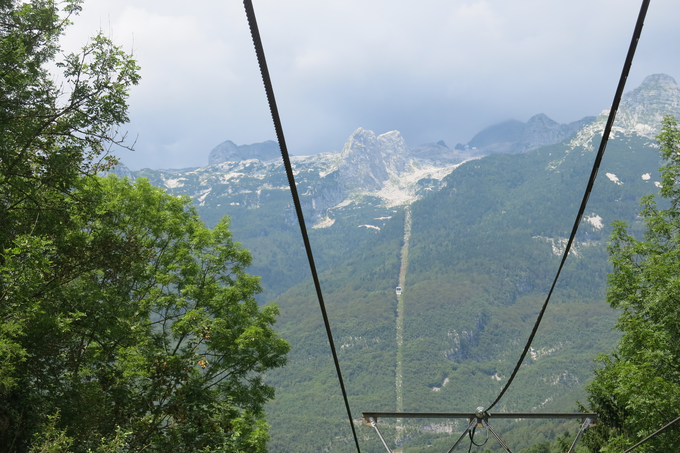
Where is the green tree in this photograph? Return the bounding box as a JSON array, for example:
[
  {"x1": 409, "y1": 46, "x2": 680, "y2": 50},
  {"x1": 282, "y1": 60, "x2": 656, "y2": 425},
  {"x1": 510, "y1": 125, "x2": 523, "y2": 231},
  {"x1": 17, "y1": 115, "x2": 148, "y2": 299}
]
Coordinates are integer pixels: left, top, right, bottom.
[
  {"x1": 0, "y1": 0, "x2": 139, "y2": 244},
  {"x1": 2, "y1": 176, "x2": 288, "y2": 452},
  {"x1": 1, "y1": 0, "x2": 139, "y2": 399},
  {"x1": 583, "y1": 116, "x2": 680, "y2": 452},
  {"x1": 1, "y1": 1, "x2": 289, "y2": 451}
]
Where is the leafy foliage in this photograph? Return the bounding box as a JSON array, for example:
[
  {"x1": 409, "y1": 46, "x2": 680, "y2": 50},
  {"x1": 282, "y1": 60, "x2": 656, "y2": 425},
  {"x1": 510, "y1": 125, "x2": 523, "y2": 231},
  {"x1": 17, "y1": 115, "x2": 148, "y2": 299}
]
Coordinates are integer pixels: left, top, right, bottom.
[
  {"x1": 583, "y1": 116, "x2": 680, "y2": 453},
  {"x1": 0, "y1": 0, "x2": 139, "y2": 402},
  {"x1": 0, "y1": 2, "x2": 288, "y2": 451},
  {"x1": 0, "y1": 0, "x2": 140, "y2": 245},
  {"x1": 1, "y1": 176, "x2": 289, "y2": 453}
]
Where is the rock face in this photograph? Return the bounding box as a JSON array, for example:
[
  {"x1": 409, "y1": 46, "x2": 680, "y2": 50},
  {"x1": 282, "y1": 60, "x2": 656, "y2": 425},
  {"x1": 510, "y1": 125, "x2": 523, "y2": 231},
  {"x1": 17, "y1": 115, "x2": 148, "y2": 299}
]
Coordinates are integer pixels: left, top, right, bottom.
[
  {"x1": 338, "y1": 128, "x2": 390, "y2": 191},
  {"x1": 569, "y1": 74, "x2": 680, "y2": 150},
  {"x1": 208, "y1": 140, "x2": 280, "y2": 165},
  {"x1": 616, "y1": 74, "x2": 680, "y2": 136},
  {"x1": 337, "y1": 128, "x2": 412, "y2": 191},
  {"x1": 467, "y1": 114, "x2": 596, "y2": 155},
  {"x1": 179, "y1": 73, "x2": 678, "y2": 223},
  {"x1": 199, "y1": 127, "x2": 465, "y2": 219},
  {"x1": 156, "y1": 128, "x2": 467, "y2": 227},
  {"x1": 523, "y1": 114, "x2": 596, "y2": 150}
]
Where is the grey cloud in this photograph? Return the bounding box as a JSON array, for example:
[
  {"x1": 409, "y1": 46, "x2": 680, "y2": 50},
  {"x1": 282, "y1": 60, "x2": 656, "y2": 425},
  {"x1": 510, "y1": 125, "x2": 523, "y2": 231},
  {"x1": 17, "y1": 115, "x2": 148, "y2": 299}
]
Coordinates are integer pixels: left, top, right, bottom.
[{"x1": 61, "y1": 0, "x2": 680, "y2": 170}]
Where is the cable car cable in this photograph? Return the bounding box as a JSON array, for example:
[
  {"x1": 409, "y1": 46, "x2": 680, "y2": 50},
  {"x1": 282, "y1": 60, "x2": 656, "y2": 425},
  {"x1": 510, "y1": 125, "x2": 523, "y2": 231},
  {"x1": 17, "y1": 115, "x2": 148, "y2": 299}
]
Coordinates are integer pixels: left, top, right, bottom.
[
  {"x1": 468, "y1": 424, "x2": 489, "y2": 451},
  {"x1": 485, "y1": 0, "x2": 650, "y2": 412},
  {"x1": 242, "y1": 1, "x2": 362, "y2": 451},
  {"x1": 622, "y1": 415, "x2": 680, "y2": 453}
]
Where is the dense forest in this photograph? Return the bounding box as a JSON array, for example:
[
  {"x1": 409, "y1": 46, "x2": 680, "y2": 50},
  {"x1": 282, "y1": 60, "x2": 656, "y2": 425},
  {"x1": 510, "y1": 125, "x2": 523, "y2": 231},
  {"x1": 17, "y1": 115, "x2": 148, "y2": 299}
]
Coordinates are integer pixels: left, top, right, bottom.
[{"x1": 257, "y1": 132, "x2": 673, "y2": 452}]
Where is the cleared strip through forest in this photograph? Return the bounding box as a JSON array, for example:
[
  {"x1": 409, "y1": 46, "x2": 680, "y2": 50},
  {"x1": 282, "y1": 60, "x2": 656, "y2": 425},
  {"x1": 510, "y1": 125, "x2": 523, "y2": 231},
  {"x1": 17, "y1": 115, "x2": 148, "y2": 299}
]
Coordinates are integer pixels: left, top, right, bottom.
[{"x1": 395, "y1": 208, "x2": 412, "y2": 448}]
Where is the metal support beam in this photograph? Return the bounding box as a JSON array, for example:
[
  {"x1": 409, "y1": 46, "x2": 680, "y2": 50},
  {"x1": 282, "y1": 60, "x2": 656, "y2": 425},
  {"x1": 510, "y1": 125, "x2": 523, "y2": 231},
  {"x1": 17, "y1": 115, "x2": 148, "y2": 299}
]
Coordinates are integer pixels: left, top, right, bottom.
[
  {"x1": 363, "y1": 412, "x2": 598, "y2": 422},
  {"x1": 363, "y1": 411, "x2": 598, "y2": 453},
  {"x1": 568, "y1": 417, "x2": 592, "y2": 453},
  {"x1": 368, "y1": 417, "x2": 393, "y2": 453},
  {"x1": 445, "y1": 419, "x2": 477, "y2": 453},
  {"x1": 482, "y1": 419, "x2": 513, "y2": 453}
]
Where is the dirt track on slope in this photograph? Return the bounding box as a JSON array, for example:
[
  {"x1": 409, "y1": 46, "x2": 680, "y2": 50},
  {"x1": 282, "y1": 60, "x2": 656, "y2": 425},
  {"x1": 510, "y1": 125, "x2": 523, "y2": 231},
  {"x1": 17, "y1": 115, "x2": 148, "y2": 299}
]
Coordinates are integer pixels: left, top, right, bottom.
[{"x1": 394, "y1": 208, "x2": 412, "y2": 449}]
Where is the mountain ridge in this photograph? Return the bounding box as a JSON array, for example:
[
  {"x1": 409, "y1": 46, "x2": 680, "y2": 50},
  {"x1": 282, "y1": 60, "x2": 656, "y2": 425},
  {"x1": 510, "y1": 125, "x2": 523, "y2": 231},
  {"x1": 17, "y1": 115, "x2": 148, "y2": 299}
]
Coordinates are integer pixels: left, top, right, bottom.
[
  {"x1": 461, "y1": 114, "x2": 597, "y2": 155},
  {"x1": 208, "y1": 139, "x2": 280, "y2": 165},
  {"x1": 122, "y1": 73, "x2": 680, "y2": 244},
  {"x1": 123, "y1": 73, "x2": 680, "y2": 453}
]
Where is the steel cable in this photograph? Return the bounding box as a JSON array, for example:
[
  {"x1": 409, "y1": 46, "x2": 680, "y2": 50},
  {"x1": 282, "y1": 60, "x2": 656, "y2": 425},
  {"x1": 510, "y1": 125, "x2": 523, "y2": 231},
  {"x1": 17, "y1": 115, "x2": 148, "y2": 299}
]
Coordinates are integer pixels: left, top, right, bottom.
[
  {"x1": 622, "y1": 415, "x2": 680, "y2": 453},
  {"x1": 242, "y1": 1, "x2": 362, "y2": 451},
  {"x1": 486, "y1": 0, "x2": 651, "y2": 411}
]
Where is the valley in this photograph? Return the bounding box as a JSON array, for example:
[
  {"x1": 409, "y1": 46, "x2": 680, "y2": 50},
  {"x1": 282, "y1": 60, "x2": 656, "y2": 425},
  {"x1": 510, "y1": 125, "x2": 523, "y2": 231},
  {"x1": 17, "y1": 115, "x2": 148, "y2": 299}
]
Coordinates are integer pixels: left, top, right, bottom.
[{"x1": 123, "y1": 74, "x2": 680, "y2": 452}]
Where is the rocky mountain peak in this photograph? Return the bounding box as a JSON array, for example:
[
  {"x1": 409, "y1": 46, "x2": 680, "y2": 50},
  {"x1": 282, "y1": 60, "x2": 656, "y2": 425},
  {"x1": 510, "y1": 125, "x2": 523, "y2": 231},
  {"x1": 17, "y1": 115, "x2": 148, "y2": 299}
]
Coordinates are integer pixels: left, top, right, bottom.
[
  {"x1": 568, "y1": 74, "x2": 680, "y2": 150},
  {"x1": 570, "y1": 73, "x2": 680, "y2": 149},
  {"x1": 377, "y1": 130, "x2": 410, "y2": 174},
  {"x1": 340, "y1": 128, "x2": 375, "y2": 155},
  {"x1": 615, "y1": 73, "x2": 680, "y2": 135},
  {"x1": 103, "y1": 163, "x2": 135, "y2": 181},
  {"x1": 621, "y1": 73, "x2": 679, "y2": 109},
  {"x1": 338, "y1": 128, "x2": 391, "y2": 191},
  {"x1": 208, "y1": 139, "x2": 280, "y2": 165},
  {"x1": 526, "y1": 113, "x2": 559, "y2": 128},
  {"x1": 466, "y1": 114, "x2": 595, "y2": 155},
  {"x1": 638, "y1": 73, "x2": 678, "y2": 90}
]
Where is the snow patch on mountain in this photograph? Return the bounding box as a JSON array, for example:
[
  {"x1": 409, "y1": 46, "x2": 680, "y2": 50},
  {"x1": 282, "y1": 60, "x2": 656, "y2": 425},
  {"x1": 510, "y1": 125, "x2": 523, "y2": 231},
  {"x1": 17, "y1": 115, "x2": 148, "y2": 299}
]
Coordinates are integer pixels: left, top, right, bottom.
[
  {"x1": 584, "y1": 214, "x2": 604, "y2": 230},
  {"x1": 196, "y1": 188, "x2": 211, "y2": 206},
  {"x1": 532, "y1": 236, "x2": 598, "y2": 257},
  {"x1": 313, "y1": 217, "x2": 335, "y2": 229},
  {"x1": 164, "y1": 177, "x2": 186, "y2": 188},
  {"x1": 606, "y1": 173, "x2": 623, "y2": 185},
  {"x1": 192, "y1": 127, "x2": 468, "y2": 219},
  {"x1": 138, "y1": 74, "x2": 679, "y2": 231},
  {"x1": 372, "y1": 162, "x2": 463, "y2": 207}
]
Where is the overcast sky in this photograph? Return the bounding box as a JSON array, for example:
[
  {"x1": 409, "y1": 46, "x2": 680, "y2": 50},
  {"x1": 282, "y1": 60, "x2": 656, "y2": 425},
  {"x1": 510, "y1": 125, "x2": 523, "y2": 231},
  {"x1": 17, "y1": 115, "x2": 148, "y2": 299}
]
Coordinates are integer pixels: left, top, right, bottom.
[{"x1": 60, "y1": 0, "x2": 680, "y2": 170}]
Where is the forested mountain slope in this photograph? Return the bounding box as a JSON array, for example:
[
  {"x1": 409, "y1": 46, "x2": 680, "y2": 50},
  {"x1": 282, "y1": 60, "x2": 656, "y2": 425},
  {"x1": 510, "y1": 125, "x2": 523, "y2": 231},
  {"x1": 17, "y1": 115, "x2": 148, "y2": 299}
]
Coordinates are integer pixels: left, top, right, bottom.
[
  {"x1": 132, "y1": 128, "x2": 465, "y2": 302},
  {"x1": 259, "y1": 75, "x2": 680, "y2": 453},
  {"x1": 126, "y1": 73, "x2": 680, "y2": 452},
  {"x1": 264, "y1": 132, "x2": 664, "y2": 453}
]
